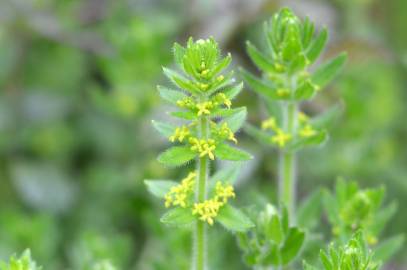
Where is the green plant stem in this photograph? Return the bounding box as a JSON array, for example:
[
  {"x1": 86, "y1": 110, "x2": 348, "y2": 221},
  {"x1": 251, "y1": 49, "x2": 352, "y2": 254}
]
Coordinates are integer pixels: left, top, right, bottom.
[
  {"x1": 194, "y1": 114, "x2": 209, "y2": 270},
  {"x1": 279, "y1": 81, "x2": 298, "y2": 221}
]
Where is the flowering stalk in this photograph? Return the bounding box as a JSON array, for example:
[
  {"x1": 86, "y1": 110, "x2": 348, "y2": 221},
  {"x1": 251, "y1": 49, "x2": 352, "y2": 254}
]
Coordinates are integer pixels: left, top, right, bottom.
[
  {"x1": 146, "y1": 37, "x2": 253, "y2": 270},
  {"x1": 242, "y1": 8, "x2": 347, "y2": 220}
]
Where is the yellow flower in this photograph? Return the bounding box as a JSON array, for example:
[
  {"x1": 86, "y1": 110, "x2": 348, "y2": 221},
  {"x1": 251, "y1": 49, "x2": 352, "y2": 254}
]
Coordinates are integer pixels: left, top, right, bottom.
[
  {"x1": 169, "y1": 126, "x2": 190, "y2": 142},
  {"x1": 189, "y1": 138, "x2": 217, "y2": 160},
  {"x1": 192, "y1": 181, "x2": 235, "y2": 225},
  {"x1": 271, "y1": 129, "x2": 292, "y2": 147},
  {"x1": 163, "y1": 171, "x2": 196, "y2": 208},
  {"x1": 214, "y1": 93, "x2": 232, "y2": 108},
  {"x1": 196, "y1": 101, "x2": 213, "y2": 116},
  {"x1": 299, "y1": 124, "x2": 316, "y2": 138},
  {"x1": 176, "y1": 97, "x2": 195, "y2": 109},
  {"x1": 217, "y1": 75, "x2": 224, "y2": 82},
  {"x1": 277, "y1": 88, "x2": 290, "y2": 97},
  {"x1": 261, "y1": 117, "x2": 277, "y2": 130},
  {"x1": 298, "y1": 112, "x2": 309, "y2": 123},
  {"x1": 200, "y1": 139, "x2": 216, "y2": 160},
  {"x1": 215, "y1": 182, "x2": 235, "y2": 203},
  {"x1": 192, "y1": 199, "x2": 222, "y2": 225}
]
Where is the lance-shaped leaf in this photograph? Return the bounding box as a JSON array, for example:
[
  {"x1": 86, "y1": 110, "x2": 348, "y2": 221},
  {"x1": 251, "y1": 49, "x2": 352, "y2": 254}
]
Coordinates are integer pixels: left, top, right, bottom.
[
  {"x1": 173, "y1": 42, "x2": 186, "y2": 68},
  {"x1": 209, "y1": 53, "x2": 232, "y2": 77},
  {"x1": 373, "y1": 234, "x2": 404, "y2": 262},
  {"x1": 170, "y1": 111, "x2": 197, "y2": 120},
  {"x1": 208, "y1": 165, "x2": 241, "y2": 192},
  {"x1": 157, "y1": 146, "x2": 196, "y2": 167},
  {"x1": 246, "y1": 41, "x2": 275, "y2": 72},
  {"x1": 280, "y1": 227, "x2": 305, "y2": 264},
  {"x1": 310, "y1": 103, "x2": 343, "y2": 129},
  {"x1": 312, "y1": 53, "x2": 347, "y2": 89},
  {"x1": 163, "y1": 67, "x2": 200, "y2": 94},
  {"x1": 144, "y1": 180, "x2": 178, "y2": 198},
  {"x1": 217, "y1": 205, "x2": 254, "y2": 232},
  {"x1": 221, "y1": 107, "x2": 247, "y2": 132},
  {"x1": 211, "y1": 107, "x2": 246, "y2": 118},
  {"x1": 157, "y1": 85, "x2": 188, "y2": 105},
  {"x1": 301, "y1": 17, "x2": 315, "y2": 49},
  {"x1": 306, "y1": 27, "x2": 328, "y2": 64},
  {"x1": 223, "y1": 82, "x2": 243, "y2": 100},
  {"x1": 215, "y1": 143, "x2": 252, "y2": 161},
  {"x1": 297, "y1": 189, "x2": 322, "y2": 229},
  {"x1": 244, "y1": 123, "x2": 273, "y2": 145},
  {"x1": 288, "y1": 130, "x2": 328, "y2": 152},
  {"x1": 294, "y1": 80, "x2": 316, "y2": 100},
  {"x1": 206, "y1": 71, "x2": 235, "y2": 96},
  {"x1": 152, "y1": 120, "x2": 176, "y2": 137},
  {"x1": 161, "y1": 207, "x2": 196, "y2": 226},
  {"x1": 240, "y1": 68, "x2": 281, "y2": 100}
]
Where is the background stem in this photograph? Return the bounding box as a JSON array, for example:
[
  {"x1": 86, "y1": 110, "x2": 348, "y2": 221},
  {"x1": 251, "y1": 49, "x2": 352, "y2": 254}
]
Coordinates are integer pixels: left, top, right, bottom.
[
  {"x1": 279, "y1": 76, "x2": 298, "y2": 222},
  {"x1": 194, "y1": 115, "x2": 209, "y2": 270}
]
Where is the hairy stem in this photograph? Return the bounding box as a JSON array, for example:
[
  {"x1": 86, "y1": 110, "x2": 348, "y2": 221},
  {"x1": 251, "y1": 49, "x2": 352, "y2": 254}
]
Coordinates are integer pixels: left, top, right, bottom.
[
  {"x1": 194, "y1": 115, "x2": 209, "y2": 270},
  {"x1": 279, "y1": 76, "x2": 298, "y2": 222}
]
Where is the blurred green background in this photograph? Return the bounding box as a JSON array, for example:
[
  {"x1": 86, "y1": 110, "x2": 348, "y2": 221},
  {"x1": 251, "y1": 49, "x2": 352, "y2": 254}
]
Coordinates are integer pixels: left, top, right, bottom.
[{"x1": 0, "y1": 0, "x2": 406, "y2": 269}]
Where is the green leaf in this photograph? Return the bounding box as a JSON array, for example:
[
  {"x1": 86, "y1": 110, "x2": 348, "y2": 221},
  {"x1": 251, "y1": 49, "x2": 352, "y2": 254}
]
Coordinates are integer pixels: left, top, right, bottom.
[
  {"x1": 221, "y1": 107, "x2": 247, "y2": 132},
  {"x1": 223, "y1": 82, "x2": 243, "y2": 100},
  {"x1": 144, "y1": 180, "x2": 177, "y2": 198},
  {"x1": 310, "y1": 103, "x2": 343, "y2": 129},
  {"x1": 322, "y1": 189, "x2": 339, "y2": 224},
  {"x1": 280, "y1": 227, "x2": 305, "y2": 264},
  {"x1": 312, "y1": 53, "x2": 347, "y2": 89},
  {"x1": 217, "y1": 205, "x2": 255, "y2": 232},
  {"x1": 244, "y1": 123, "x2": 272, "y2": 145},
  {"x1": 303, "y1": 261, "x2": 318, "y2": 270},
  {"x1": 151, "y1": 120, "x2": 175, "y2": 137},
  {"x1": 160, "y1": 207, "x2": 196, "y2": 226},
  {"x1": 267, "y1": 214, "x2": 283, "y2": 244},
  {"x1": 157, "y1": 85, "x2": 187, "y2": 105},
  {"x1": 306, "y1": 27, "x2": 328, "y2": 64},
  {"x1": 163, "y1": 67, "x2": 200, "y2": 94},
  {"x1": 262, "y1": 243, "x2": 281, "y2": 266},
  {"x1": 173, "y1": 42, "x2": 186, "y2": 67},
  {"x1": 209, "y1": 53, "x2": 232, "y2": 77},
  {"x1": 157, "y1": 146, "x2": 196, "y2": 167},
  {"x1": 320, "y1": 249, "x2": 333, "y2": 270},
  {"x1": 297, "y1": 189, "x2": 322, "y2": 229},
  {"x1": 210, "y1": 165, "x2": 240, "y2": 185},
  {"x1": 240, "y1": 68, "x2": 280, "y2": 100},
  {"x1": 214, "y1": 143, "x2": 252, "y2": 161},
  {"x1": 288, "y1": 130, "x2": 328, "y2": 151},
  {"x1": 373, "y1": 234, "x2": 404, "y2": 262},
  {"x1": 246, "y1": 41, "x2": 275, "y2": 72},
  {"x1": 170, "y1": 111, "x2": 197, "y2": 120},
  {"x1": 294, "y1": 80, "x2": 316, "y2": 100}
]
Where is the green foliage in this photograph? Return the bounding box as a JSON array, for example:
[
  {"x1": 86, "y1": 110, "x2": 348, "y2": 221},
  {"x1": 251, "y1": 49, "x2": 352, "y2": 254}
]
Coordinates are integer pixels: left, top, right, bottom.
[
  {"x1": 0, "y1": 250, "x2": 41, "y2": 270},
  {"x1": 323, "y1": 179, "x2": 396, "y2": 244},
  {"x1": 304, "y1": 232, "x2": 380, "y2": 270},
  {"x1": 238, "y1": 204, "x2": 305, "y2": 267},
  {"x1": 242, "y1": 7, "x2": 347, "y2": 151}
]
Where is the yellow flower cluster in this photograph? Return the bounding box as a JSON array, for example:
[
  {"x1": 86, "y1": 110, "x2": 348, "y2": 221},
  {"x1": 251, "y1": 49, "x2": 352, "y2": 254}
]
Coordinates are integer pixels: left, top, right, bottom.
[
  {"x1": 176, "y1": 97, "x2": 195, "y2": 109},
  {"x1": 261, "y1": 117, "x2": 291, "y2": 147},
  {"x1": 261, "y1": 117, "x2": 277, "y2": 130},
  {"x1": 189, "y1": 137, "x2": 216, "y2": 160},
  {"x1": 272, "y1": 129, "x2": 292, "y2": 147},
  {"x1": 213, "y1": 122, "x2": 237, "y2": 144},
  {"x1": 196, "y1": 101, "x2": 214, "y2": 116},
  {"x1": 164, "y1": 172, "x2": 196, "y2": 208},
  {"x1": 169, "y1": 126, "x2": 190, "y2": 142},
  {"x1": 298, "y1": 112, "x2": 317, "y2": 138},
  {"x1": 214, "y1": 93, "x2": 231, "y2": 108},
  {"x1": 192, "y1": 181, "x2": 235, "y2": 225}
]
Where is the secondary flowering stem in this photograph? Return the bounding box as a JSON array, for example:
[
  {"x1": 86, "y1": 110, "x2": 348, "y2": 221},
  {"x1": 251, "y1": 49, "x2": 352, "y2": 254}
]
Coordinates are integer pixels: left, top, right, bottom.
[
  {"x1": 279, "y1": 77, "x2": 298, "y2": 222},
  {"x1": 195, "y1": 113, "x2": 209, "y2": 270}
]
